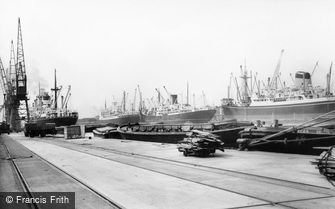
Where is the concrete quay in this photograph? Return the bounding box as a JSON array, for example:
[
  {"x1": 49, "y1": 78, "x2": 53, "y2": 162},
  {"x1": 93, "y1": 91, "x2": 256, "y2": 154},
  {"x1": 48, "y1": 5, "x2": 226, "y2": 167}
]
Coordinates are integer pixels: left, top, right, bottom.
[{"x1": 2, "y1": 133, "x2": 335, "y2": 209}]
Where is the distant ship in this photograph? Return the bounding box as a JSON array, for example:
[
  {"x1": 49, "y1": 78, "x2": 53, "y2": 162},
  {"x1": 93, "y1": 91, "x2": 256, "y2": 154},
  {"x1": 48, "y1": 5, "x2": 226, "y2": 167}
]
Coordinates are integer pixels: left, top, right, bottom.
[
  {"x1": 99, "y1": 112, "x2": 140, "y2": 125},
  {"x1": 140, "y1": 91, "x2": 216, "y2": 124},
  {"x1": 29, "y1": 70, "x2": 78, "y2": 126},
  {"x1": 222, "y1": 51, "x2": 335, "y2": 124},
  {"x1": 98, "y1": 91, "x2": 140, "y2": 125}
]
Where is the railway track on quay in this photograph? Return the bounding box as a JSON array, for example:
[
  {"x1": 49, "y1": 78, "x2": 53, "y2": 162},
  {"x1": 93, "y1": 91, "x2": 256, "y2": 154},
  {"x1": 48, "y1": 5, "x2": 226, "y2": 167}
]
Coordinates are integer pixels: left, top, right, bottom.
[
  {"x1": 0, "y1": 135, "x2": 125, "y2": 209},
  {"x1": 21, "y1": 137, "x2": 335, "y2": 209}
]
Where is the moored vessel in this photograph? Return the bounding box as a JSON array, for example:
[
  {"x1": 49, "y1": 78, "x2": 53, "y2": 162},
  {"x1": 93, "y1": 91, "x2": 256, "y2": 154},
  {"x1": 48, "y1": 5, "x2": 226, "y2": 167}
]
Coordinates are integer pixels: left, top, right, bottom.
[
  {"x1": 140, "y1": 108, "x2": 217, "y2": 124},
  {"x1": 98, "y1": 91, "x2": 140, "y2": 125},
  {"x1": 222, "y1": 51, "x2": 335, "y2": 124},
  {"x1": 118, "y1": 120, "x2": 252, "y2": 145},
  {"x1": 140, "y1": 86, "x2": 216, "y2": 124},
  {"x1": 29, "y1": 69, "x2": 78, "y2": 127}
]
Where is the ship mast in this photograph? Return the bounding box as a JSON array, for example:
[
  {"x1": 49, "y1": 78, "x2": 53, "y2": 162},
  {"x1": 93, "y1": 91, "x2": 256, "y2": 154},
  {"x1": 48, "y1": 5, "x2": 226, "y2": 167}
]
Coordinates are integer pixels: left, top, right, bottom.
[
  {"x1": 186, "y1": 82, "x2": 189, "y2": 105},
  {"x1": 326, "y1": 62, "x2": 333, "y2": 95},
  {"x1": 240, "y1": 64, "x2": 250, "y2": 105},
  {"x1": 51, "y1": 69, "x2": 61, "y2": 109},
  {"x1": 122, "y1": 91, "x2": 126, "y2": 113}
]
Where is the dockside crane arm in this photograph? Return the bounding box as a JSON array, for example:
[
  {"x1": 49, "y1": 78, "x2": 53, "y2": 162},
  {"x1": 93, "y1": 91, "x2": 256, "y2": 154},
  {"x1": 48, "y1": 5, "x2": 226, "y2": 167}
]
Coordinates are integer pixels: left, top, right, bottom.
[
  {"x1": 277, "y1": 72, "x2": 284, "y2": 89},
  {"x1": 64, "y1": 93, "x2": 71, "y2": 109},
  {"x1": 251, "y1": 72, "x2": 261, "y2": 96},
  {"x1": 289, "y1": 73, "x2": 295, "y2": 84},
  {"x1": 227, "y1": 73, "x2": 233, "y2": 99},
  {"x1": 270, "y1": 49, "x2": 284, "y2": 89},
  {"x1": 62, "y1": 85, "x2": 71, "y2": 109},
  {"x1": 155, "y1": 88, "x2": 165, "y2": 104},
  {"x1": 311, "y1": 61, "x2": 319, "y2": 77},
  {"x1": 234, "y1": 77, "x2": 242, "y2": 103},
  {"x1": 150, "y1": 97, "x2": 157, "y2": 108},
  {"x1": 163, "y1": 86, "x2": 172, "y2": 104},
  {"x1": 0, "y1": 58, "x2": 9, "y2": 95}
]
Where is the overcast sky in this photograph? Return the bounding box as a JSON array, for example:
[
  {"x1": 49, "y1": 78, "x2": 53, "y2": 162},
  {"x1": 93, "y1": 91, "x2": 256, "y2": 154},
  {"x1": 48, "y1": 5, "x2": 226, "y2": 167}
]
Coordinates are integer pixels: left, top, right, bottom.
[{"x1": 1, "y1": 0, "x2": 335, "y2": 118}]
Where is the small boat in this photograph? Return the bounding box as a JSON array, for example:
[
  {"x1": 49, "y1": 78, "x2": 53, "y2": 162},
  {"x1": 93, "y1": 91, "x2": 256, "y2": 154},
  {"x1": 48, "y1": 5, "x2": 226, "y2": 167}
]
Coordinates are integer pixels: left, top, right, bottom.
[
  {"x1": 118, "y1": 120, "x2": 253, "y2": 145},
  {"x1": 93, "y1": 126, "x2": 120, "y2": 139}
]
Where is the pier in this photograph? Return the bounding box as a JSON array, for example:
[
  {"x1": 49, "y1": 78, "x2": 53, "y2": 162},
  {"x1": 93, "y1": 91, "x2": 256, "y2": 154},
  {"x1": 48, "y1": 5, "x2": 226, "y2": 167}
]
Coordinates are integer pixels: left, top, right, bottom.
[{"x1": 1, "y1": 133, "x2": 335, "y2": 209}]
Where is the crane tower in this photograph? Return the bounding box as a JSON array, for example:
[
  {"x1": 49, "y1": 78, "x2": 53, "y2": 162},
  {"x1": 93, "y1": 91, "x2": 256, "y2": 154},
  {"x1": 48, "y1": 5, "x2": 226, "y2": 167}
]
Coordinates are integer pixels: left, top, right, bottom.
[{"x1": 0, "y1": 18, "x2": 29, "y2": 131}]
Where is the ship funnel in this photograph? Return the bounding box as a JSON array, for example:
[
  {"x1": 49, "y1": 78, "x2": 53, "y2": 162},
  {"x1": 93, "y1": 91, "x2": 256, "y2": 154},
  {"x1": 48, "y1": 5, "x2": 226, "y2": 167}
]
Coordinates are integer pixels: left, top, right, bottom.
[
  {"x1": 294, "y1": 71, "x2": 311, "y2": 90},
  {"x1": 171, "y1": 94, "x2": 178, "y2": 104}
]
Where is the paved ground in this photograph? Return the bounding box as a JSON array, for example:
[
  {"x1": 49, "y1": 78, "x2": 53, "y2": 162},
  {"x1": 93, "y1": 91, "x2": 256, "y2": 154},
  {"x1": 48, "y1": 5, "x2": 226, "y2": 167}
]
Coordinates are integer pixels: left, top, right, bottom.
[
  {"x1": 6, "y1": 133, "x2": 335, "y2": 208},
  {"x1": 0, "y1": 134, "x2": 123, "y2": 209}
]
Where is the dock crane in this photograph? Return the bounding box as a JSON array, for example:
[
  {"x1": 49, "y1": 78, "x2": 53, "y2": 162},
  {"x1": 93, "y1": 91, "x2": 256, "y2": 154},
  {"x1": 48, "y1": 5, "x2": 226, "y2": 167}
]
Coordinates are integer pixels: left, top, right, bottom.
[{"x1": 0, "y1": 19, "x2": 30, "y2": 131}]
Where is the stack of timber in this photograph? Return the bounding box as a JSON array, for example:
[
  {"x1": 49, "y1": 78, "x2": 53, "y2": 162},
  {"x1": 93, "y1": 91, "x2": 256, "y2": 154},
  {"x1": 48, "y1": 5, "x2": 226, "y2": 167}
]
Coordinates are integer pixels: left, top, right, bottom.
[
  {"x1": 311, "y1": 146, "x2": 335, "y2": 180},
  {"x1": 237, "y1": 110, "x2": 335, "y2": 154},
  {"x1": 177, "y1": 130, "x2": 225, "y2": 157}
]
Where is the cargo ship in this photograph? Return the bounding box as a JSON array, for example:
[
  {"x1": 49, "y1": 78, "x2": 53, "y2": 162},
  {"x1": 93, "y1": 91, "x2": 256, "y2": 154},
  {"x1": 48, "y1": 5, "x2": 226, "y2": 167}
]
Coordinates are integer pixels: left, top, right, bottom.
[
  {"x1": 140, "y1": 92, "x2": 216, "y2": 124},
  {"x1": 29, "y1": 70, "x2": 78, "y2": 127},
  {"x1": 221, "y1": 52, "x2": 335, "y2": 124},
  {"x1": 98, "y1": 91, "x2": 140, "y2": 125},
  {"x1": 99, "y1": 112, "x2": 140, "y2": 126}
]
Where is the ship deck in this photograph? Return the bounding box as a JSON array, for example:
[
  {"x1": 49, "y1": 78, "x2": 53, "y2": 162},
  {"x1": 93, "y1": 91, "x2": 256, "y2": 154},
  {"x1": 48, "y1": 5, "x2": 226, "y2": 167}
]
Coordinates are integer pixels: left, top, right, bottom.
[{"x1": 1, "y1": 133, "x2": 335, "y2": 209}]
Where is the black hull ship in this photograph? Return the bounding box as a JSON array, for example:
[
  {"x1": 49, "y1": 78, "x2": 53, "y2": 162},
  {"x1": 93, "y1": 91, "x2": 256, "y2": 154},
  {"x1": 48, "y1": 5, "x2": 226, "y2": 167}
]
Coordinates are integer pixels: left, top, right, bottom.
[
  {"x1": 99, "y1": 91, "x2": 140, "y2": 126},
  {"x1": 140, "y1": 85, "x2": 217, "y2": 124},
  {"x1": 99, "y1": 114, "x2": 140, "y2": 126},
  {"x1": 32, "y1": 115, "x2": 78, "y2": 127},
  {"x1": 140, "y1": 109, "x2": 217, "y2": 124},
  {"x1": 29, "y1": 69, "x2": 78, "y2": 127}
]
